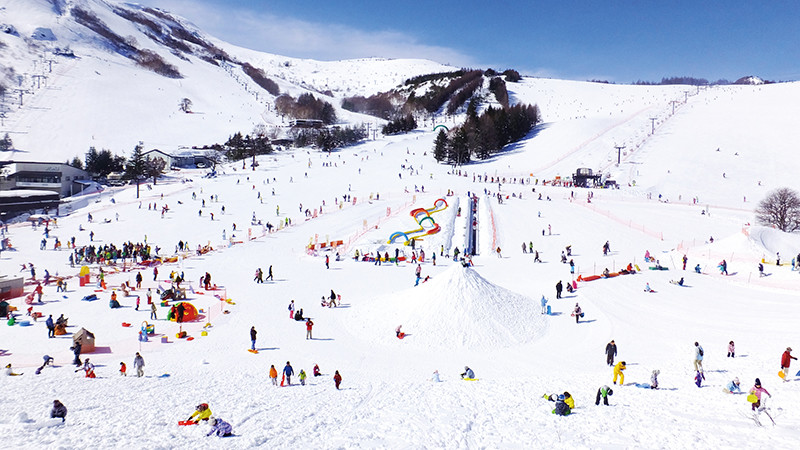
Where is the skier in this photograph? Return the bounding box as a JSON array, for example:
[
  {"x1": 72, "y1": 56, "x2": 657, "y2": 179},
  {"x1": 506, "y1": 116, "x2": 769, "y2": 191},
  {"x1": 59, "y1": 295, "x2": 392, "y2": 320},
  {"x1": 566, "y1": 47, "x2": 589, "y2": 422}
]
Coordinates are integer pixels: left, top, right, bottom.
[
  {"x1": 605, "y1": 340, "x2": 617, "y2": 366},
  {"x1": 693, "y1": 342, "x2": 704, "y2": 373},
  {"x1": 333, "y1": 370, "x2": 342, "y2": 389},
  {"x1": 283, "y1": 361, "x2": 294, "y2": 385},
  {"x1": 133, "y1": 352, "x2": 145, "y2": 377},
  {"x1": 51, "y1": 400, "x2": 67, "y2": 422},
  {"x1": 206, "y1": 417, "x2": 233, "y2": 437},
  {"x1": 250, "y1": 326, "x2": 257, "y2": 351},
  {"x1": 780, "y1": 347, "x2": 797, "y2": 381},
  {"x1": 749, "y1": 378, "x2": 771, "y2": 411},
  {"x1": 727, "y1": 341, "x2": 735, "y2": 358},
  {"x1": 595, "y1": 385, "x2": 613, "y2": 405},
  {"x1": 269, "y1": 365, "x2": 278, "y2": 385},
  {"x1": 572, "y1": 303, "x2": 582, "y2": 323},
  {"x1": 555, "y1": 280, "x2": 563, "y2": 299},
  {"x1": 613, "y1": 361, "x2": 626, "y2": 385}
]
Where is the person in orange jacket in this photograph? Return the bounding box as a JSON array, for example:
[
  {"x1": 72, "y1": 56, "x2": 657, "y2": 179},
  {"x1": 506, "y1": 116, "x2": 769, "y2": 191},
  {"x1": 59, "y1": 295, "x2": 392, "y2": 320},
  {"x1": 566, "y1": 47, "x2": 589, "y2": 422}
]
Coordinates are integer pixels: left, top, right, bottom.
[
  {"x1": 613, "y1": 361, "x2": 626, "y2": 385},
  {"x1": 269, "y1": 364, "x2": 278, "y2": 386}
]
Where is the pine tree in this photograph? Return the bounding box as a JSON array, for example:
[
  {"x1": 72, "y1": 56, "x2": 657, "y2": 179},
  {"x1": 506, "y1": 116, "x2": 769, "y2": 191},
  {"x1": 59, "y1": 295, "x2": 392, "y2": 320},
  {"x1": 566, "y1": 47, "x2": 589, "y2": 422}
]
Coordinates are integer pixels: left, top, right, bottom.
[
  {"x1": 433, "y1": 129, "x2": 448, "y2": 162},
  {"x1": 125, "y1": 142, "x2": 147, "y2": 198},
  {"x1": 0, "y1": 133, "x2": 12, "y2": 151}
]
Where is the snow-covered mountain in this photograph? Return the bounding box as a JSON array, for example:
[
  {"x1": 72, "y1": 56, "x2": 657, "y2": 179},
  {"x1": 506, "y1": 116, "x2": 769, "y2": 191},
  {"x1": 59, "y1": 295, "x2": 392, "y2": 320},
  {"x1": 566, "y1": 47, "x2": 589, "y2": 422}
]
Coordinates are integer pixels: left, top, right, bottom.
[{"x1": 0, "y1": 0, "x2": 453, "y2": 159}]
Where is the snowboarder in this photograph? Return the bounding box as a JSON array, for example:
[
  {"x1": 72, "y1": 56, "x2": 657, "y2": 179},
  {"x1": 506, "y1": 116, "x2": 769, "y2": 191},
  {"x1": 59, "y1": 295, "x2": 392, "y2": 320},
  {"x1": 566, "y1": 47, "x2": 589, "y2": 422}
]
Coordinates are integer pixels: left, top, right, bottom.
[
  {"x1": 727, "y1": 341, "x2": 735, "y2": 358},
  {"x1": 595, "y1": 385, "x2": 613, "y2": 405},
  {"x1": 749, "y1": 378, "x2": 771, "y2": 411},
  {"x1": 133, "y1": 352, "x2": 145, "y2": 377},
  {"x1": 250, "y1": 326, "x2": 257, "y2": 350},
  {"x1": 605, "y1": 340, "x2": 617, "y2": 366},
  {"x1": 651, "y1": 370, "x2": 660, "y2": 389},
  {"x1": 555, "y1": 280, "x2": 563, "y2": 299},
  {"x1": 283, "y1": 361, "x2": 294, "y2": 385},
  {"x1": 269, "y1": 365, "x2": 278, "y2": 385},
  {"x1": 694, "y1": 342, "x2": 704, "y2": 373},
  {"x1": 207, "y1": 417, "x2": 233, "y2": 437},
  {"x1": 51, "y1": 400, "x2": 67, "y2": 422},
  {"x1": 306, "y1": 319, "x2": 314, "y2": 339},
  {"x1": 333, "y1": 370, "x2": 342, "y2": 389},
  {"x1": 780, "y1": 347, "x2": 797, "y2": 381},
  {"x1": 461, "y1": 366, "x2": 475, "y2": 379},
  {"x1": 613, "y1": 361, "x2": 626, "y2": 385}
]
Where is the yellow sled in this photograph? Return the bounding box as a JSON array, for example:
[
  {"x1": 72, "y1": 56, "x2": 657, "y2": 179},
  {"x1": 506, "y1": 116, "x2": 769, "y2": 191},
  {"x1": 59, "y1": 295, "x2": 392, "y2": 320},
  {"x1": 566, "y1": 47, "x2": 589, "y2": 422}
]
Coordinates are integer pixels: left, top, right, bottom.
[{"x1": 778, "y1": 370, "x2": 786, "y2": 380}]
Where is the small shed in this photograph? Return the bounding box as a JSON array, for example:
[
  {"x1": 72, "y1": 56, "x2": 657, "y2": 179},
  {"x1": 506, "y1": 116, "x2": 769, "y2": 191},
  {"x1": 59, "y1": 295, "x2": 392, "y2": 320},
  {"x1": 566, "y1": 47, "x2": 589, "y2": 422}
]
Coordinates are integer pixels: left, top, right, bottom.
[{"x1": 73, "y1": 327, "x2": 96, "y2": 353}]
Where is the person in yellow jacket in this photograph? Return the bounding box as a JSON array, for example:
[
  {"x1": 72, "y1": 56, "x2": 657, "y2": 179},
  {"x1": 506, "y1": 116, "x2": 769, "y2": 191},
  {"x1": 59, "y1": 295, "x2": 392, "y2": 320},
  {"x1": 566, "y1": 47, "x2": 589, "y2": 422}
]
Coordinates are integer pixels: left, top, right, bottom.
[
  {"x1": 269, "y1": 364, "x2": 278, "y2": 386},
  {"x1": 613, "y1": 361, "x2": 626, "y2": 385},
  {"x1": 187, "y1": 403, "x2": 212, "y2": 423},
  {"x1": 563, "y1": 391, "x2": 575, "y2": 409}
]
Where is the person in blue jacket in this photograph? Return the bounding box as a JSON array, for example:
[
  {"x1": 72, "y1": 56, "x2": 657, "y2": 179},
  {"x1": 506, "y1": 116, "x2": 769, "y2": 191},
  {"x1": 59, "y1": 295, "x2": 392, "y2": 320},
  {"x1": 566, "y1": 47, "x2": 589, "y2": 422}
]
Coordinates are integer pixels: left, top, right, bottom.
[
  {"x1": 725, "y1": 377, "x2": 741, "y2": 393},
  {"x1": 540, "y1": 296, "x2": 548, "y2": 314},
  {"x1": 207, "y1": 417, "x2": 233, "y2": 437},
  {"x1": 283, "y1": 361, "x2": 294, "y2": 385},
  {"x1": 461, "y1": 366, "x2": 475, "y2": 379}
]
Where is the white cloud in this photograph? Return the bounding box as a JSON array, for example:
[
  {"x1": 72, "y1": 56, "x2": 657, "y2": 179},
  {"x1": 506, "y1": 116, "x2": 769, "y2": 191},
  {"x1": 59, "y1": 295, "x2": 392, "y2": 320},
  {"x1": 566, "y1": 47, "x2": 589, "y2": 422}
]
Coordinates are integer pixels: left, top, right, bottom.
[{"x1": 145, "y1": 0, "x2": 475, "y2": 66}]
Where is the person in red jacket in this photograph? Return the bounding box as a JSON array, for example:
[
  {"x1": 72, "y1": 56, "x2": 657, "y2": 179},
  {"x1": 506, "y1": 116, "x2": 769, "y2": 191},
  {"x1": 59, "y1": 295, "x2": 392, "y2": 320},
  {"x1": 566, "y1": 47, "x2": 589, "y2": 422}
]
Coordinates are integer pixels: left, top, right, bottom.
[
  {"x1": 306, "y1": 318, "x2": 314, "y2": 340},
  {"x1": 333, "y1": 370, "x2": 342, "y2": 389},
  {"x1": 781, "y1": 347, "x2": 797, "y2": 381}
]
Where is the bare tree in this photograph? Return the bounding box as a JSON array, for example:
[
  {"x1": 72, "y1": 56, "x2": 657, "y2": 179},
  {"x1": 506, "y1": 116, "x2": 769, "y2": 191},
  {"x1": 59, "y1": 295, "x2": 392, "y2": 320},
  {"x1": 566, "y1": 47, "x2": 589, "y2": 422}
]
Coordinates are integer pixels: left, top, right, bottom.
[
  {"x1": 145, "y1": 156, "x2": 166, "y2": 185},
  {"x1": 756, "y1": 187, "x2": 800, "y2": 232},
  {"x1": 204, "y1": 149, "x2": 223, "y2": 171}
]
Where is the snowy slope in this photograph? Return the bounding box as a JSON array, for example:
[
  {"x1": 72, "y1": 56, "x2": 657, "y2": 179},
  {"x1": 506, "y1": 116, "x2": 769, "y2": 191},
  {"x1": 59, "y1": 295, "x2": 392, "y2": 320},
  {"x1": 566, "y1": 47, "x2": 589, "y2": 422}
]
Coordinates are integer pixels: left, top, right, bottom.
[{"x1": 1, "y1": 1, "x2": 800, "y2": 449}]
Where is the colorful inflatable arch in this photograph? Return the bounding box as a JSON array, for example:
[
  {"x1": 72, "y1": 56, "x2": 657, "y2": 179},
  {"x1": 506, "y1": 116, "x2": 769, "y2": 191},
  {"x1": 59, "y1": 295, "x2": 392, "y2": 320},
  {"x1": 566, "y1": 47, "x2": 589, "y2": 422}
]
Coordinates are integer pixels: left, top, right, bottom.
[{"x1": 167, "y1": 302, "x2": 199, "y2": 322}]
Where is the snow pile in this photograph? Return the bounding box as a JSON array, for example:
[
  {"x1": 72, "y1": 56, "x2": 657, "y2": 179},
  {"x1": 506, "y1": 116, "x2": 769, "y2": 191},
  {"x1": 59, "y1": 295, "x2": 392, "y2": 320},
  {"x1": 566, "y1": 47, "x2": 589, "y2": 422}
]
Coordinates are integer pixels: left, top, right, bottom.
[{"x1": 346, "y1": 264, "x2": 546, "y2": 349}]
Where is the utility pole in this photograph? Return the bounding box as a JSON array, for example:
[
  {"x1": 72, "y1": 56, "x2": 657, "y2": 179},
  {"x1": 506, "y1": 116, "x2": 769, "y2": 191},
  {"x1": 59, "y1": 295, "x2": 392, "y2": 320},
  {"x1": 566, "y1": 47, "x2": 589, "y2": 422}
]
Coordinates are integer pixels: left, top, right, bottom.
[
  {"x1": 670, "y1": 100, "x2": 679, "y2": 115},
  {"x1": 615, "y1": 145, "x2": 625, "y2": 165},
  {"x1": 684, "y1": 90, "x2": 690, "y2": 102},
  {"x1": 649, "y1": 117, "x2": 657, "y2": 134}
]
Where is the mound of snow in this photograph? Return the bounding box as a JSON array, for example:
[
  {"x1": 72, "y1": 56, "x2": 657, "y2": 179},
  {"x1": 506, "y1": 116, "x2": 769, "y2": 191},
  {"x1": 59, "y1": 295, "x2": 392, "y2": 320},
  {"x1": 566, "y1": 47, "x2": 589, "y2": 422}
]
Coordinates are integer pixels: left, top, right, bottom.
[
  {"x1": 346, "y1": 265, "x2": 546, "y2": 349},
  {"x1": 746, "y1": 226, "x2": 800, "y2": 257}
]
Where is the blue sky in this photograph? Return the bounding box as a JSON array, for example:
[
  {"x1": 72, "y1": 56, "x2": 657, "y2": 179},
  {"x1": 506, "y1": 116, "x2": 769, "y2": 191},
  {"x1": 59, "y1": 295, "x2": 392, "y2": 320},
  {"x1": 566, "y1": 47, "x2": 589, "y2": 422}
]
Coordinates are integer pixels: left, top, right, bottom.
[{"x1": 148, "y1": 0, "x2": 800, "y2": 83}]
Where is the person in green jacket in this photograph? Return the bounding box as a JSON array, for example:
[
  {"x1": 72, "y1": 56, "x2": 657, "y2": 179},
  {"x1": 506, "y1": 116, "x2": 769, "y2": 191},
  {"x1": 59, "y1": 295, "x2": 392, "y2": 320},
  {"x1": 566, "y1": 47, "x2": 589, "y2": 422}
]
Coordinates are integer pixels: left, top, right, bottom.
[{"x1": 299, "y1": 369, "x2": 307, "y2": 386}]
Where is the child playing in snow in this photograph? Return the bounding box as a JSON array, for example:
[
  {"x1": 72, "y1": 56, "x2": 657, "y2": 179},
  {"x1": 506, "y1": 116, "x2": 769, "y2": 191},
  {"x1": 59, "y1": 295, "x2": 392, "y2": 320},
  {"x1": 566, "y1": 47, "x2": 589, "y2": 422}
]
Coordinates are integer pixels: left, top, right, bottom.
[
  {"x1": 725, "y1": 377, "x2": 741, "y2": 393},
  {"x1": 694, "y1": 370, "x2": 704, "y2": 387},
  {"x1": 650, "y1": 370, "x2": 660, "y2": 389},
  {"x1": 727, "y1": 341, "x2": 735, "y2": 358}
]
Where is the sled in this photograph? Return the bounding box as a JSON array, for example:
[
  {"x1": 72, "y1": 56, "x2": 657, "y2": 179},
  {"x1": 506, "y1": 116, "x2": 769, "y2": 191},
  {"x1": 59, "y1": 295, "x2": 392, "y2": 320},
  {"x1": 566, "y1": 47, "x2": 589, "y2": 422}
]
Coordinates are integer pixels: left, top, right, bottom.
[
  {"x1": 178, "y1": 420, "x2": 198, "y2": 426},
  {"x1": 778, "y1": 370, "x2": 786, "y2": 380},
  {"x1": 248, "y1": 349, "x2": 259, "y2": 354},
  {"x1": 746, "y1": 394, "x2": 759, "y2": 403},
  {"x1": 463, "y1": 378, "x2": 479, "y2": 381},
  {"x1": 634, "y1": 264, "x2": 642, "y2": 272},
  {"x1": 580, "y1": 275, "x2": 601, "y2": 281},
  {"x1": 649, "y1": 266, "x2": 669, "y2": 271},
  {"x1": 397, "y1": 333, "x2": 406, "y2": 339}
]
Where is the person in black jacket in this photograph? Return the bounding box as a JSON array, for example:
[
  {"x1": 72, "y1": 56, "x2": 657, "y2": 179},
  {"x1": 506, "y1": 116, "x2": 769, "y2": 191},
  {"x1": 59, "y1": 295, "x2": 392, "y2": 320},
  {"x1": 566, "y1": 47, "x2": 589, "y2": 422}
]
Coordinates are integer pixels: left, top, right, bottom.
[
  {"x1": 605, "y1": 340, "x2": 618, "y2": 366},
  {"x1": 71, "y1": 342, "x2": 82, "y2": 366},
  {"x1": 555, "y1": 280, "x2": 563, "y2": 299},
  {"x1": 51, "y1": 400, "x2": 67, "y2": 422},
  {"x1": 250, "y1": 326, "x2": 257, "y2": 351}
]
